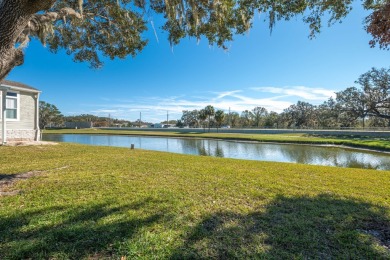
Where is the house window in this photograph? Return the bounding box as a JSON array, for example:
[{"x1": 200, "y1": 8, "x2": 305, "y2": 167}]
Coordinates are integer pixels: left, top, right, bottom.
[
  {"x1": 0, "y1": 91, "x2": 19, "y2": 120},
  {"x1": 6, "y1": 92, "x2": 18, "y2": 119}
]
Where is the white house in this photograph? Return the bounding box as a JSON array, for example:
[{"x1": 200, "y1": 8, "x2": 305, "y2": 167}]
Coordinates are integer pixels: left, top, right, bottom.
[{"x1": 0, "y1": 80, "x2": 41, "y2": 144}]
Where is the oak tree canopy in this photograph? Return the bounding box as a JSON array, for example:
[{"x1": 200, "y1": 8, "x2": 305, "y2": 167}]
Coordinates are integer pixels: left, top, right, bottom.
[{"x1": 0, "y1": 0, "x2": 389, "y2": 81}]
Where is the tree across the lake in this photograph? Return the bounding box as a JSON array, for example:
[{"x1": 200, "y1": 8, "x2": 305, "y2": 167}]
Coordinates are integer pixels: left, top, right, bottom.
[{"x1": 180, "y1": 68, "x2": 390, "y2": 129}]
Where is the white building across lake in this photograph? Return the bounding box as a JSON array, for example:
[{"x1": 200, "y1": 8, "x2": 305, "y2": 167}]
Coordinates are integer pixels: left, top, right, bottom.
[{"x1": 0, "y1": 80, "x2": 40, "y2": 144}]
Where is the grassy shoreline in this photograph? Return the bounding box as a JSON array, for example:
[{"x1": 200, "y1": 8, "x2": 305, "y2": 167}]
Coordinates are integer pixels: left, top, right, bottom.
[
  {"x1": 44, "y1": 128, "x2": 390, "y2": 152},
  {"x1": 1, "y1": 143, "x2": 389, "y2": 258}
]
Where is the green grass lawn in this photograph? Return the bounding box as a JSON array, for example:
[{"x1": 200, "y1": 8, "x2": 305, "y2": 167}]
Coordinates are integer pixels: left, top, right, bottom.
[
  {"x1": 0, "y1": 143, "x2": 389, "y2": 259},
  {"x1": 44, "y1": 128, "x2": 390, "y2": 151}
]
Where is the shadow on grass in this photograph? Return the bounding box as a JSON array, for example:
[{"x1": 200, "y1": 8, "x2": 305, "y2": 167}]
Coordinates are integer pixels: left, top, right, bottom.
[
  {"x1": 172, "y1": 194, "x2": 390, "y2": 259},
  {"x1": 0, "y1": 197, "x2": 167, "y2": 259},
  {"x1": 0, "y1": 174, "x2": 18, "y2": 181},
  {"x1": 0, "y1": 171, "x2": 42, "y2": 182},
  {"x1": 1, "y1": 194, "x2": 389, "y2": 258}
]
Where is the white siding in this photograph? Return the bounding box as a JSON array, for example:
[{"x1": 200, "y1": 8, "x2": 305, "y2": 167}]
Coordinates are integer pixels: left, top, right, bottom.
[
  {"x1": 0, "y1": 90, "x2": 39, "y2": 142},
  {"x1": 5, "y1": 91, "x2": 36, "y2": 130}
]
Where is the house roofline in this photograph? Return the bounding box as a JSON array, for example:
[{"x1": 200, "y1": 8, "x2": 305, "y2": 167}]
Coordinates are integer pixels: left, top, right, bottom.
[{"x1": 1, "y1": 80, "x2": 41, "y2": 93}]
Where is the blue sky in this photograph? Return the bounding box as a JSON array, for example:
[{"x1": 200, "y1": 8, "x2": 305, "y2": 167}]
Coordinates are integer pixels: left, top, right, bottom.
[{"x1": 8, "y1": 3, "x2": 390, "y2": 123}]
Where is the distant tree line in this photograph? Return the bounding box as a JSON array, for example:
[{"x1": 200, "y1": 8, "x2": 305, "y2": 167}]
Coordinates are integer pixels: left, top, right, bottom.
[
  {"x1": 39, "y1": 108, "x2": 153, "y2": 129},
  {"x1": 39, "y1": 67, "x2": 389, "y2": 130},
  {"x1": 180, "y1": 68, "x2": 390, "y2": 130},
  {"x1": 62, "y1": 114, "x2": 146, "y2": 128}
]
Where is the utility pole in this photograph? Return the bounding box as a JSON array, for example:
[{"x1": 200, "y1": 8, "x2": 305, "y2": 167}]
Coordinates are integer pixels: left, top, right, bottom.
[
  {"x1": 167, "y1": 110, "x2": 169, "y2": 125},
  {"x1": 139, "y1": 112, "x2": 141, "y2": 128}
]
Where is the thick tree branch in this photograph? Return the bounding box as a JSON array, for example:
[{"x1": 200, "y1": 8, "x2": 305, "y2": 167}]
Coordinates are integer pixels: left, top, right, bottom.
[
  {"x1": 0, "y1": 48, "x2": 24, "y2": 81},
  {"x1": 16, "y1": 8, "x2": 82, "y2": 47},
  {"x1": 0, "y1": 0, "x2": 55, "y2": 81}
]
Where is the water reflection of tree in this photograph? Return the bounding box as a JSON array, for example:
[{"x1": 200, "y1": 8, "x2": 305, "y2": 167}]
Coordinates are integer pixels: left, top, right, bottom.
[
  {"x1": 279, "y1": 145, "x2": 383, "y2": 169},
  {"x1": 198, "y1": 145, "x2": 208, "y2": 156},
  {"x1": 279, "y1": 145, "x2": 324, "y2": 164},
  {"x1": 347, "y1": 160, "x2": 378, "y2": 170},
  {"x1": 228, "y1": 142, "x2": 268, "y2": 160},
  {"x1": 42, "y1": 134, "x2": 64, "y2": 142},
  {"x1": 168, "y1": 138, "x2": 389, "y2": 170},
  {"x1": 167, "y1": 139, "x2": 390, "y2": 170},
  {"x1": 47, "y1": 135, "x2": 390, "y2": 170},
  {"x1": 215, "y1": 142, "x2": 224, "y2": 158},
  {"x1": 197, "y1": 141, "x2": 225, "y2": 158},
  {"x1": 179, "y1": 139, "x2": 213, "y2": 157},
  {"x1": 180, "y1": 139, "x2": 203, "y2": 155}
]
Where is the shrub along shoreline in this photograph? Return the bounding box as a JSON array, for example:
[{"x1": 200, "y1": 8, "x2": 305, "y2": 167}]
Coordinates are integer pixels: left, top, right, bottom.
[{"x1": 44, "y1": 128, "x2": 390, "y2": 152}]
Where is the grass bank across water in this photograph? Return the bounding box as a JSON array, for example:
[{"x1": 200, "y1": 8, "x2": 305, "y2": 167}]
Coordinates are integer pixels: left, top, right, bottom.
[
  {"x1": 44, "y1": 128, "x2": 390, "y2": 152},
  {"x1": 0, "y1": 143, "x2": 389, "y2": 258}
]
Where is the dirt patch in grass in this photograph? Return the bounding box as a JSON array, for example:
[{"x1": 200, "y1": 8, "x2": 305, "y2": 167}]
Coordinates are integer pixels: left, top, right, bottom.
[
  {"x1": 0, "y1": 166, "x2": 69, "y2": 196},
  {"x1": 0, "y1": 170, "x2": 44, "y2": 196}
]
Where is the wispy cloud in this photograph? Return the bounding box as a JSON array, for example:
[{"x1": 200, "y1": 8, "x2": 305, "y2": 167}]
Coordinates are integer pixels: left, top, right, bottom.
[
  {"x1": 251, "y1": 86, "x2": 336, "y2": 101},
  {"x1": 64, "y1": 85, "x2": 335, "y2": 122},
  {"x1": 213, "y1": 90, "x2": 242, "y2": 100}
]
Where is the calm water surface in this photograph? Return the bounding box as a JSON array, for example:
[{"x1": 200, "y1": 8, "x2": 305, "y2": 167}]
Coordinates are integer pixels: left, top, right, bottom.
[{"x1": 43, "y1": 134, "x2": 390, "y2": 170}]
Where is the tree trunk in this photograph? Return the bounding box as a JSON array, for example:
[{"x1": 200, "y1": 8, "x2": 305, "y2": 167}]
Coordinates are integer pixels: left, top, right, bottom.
[{"x1": 0, "y1": 0, "x2": 55, "y2": 81}]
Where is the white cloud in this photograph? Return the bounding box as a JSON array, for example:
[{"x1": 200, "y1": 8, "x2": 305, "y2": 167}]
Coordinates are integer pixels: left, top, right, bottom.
[
  {"x1": 213, "y1": 90, "x2": 242, "y2": 100},
  {"x1": 64, "y1": 85, "x2": 335, "y2": 122},
  {"x1": 252, "y1": 86, "x2": 336, "y2": 101}
]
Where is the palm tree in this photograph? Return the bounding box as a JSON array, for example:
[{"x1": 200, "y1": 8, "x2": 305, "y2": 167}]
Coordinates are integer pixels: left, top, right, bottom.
[
  {"x1": 214, "y1": 110, "x2": 225, "y2": 132},
  {"x1": 204, "y1": 105, "x2": 215, "y2": 132},
  {"x1": 198, "y1": 109, "x2": 207, "y2": 132}
]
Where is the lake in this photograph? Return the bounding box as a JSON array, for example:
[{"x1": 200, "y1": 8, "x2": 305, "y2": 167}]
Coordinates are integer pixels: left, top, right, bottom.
[{"x1": 42, "y1": 134, "x2": 390, "y2": 170}]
